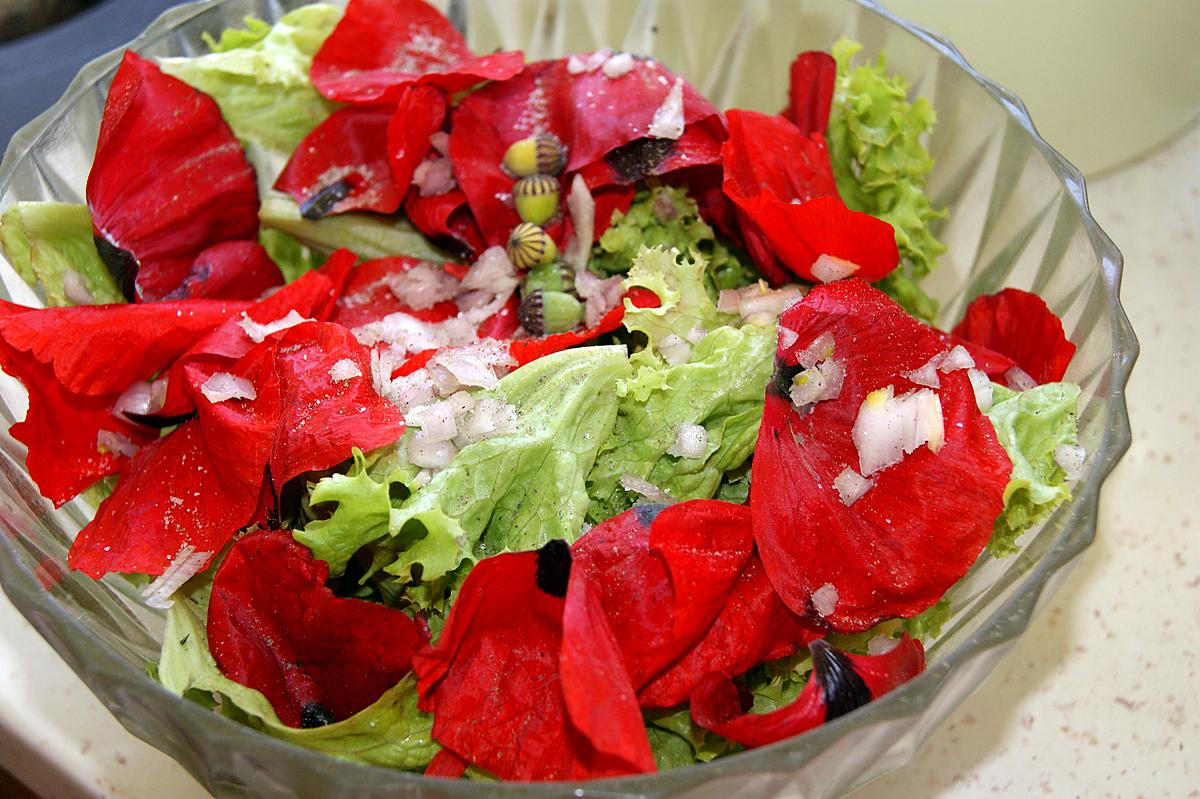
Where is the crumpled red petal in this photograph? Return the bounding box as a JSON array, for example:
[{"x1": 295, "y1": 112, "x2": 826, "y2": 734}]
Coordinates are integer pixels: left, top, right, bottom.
[
  {"x1": 721, "y1": 110, "x2": 898, "y2": 284},
  {"x1": 165, "y1": 241, "x2": 283, "y2": 301},
  {"x1": 207, "y1": 530, "x2": 427, "y2": 728},
  {"x1": 0, "y1": 298, "x2": 247, "y2": 503},
  {"x1": 310, "y1": 0, "x2": 523, "y2": 105},
  {"x1": 638, "y1": 553, "x2": 815, "y2": 709},
  {"x1": 86, "y1": 51, "x2": 259, "y2": 301},
  {"x1": 329, "y1": 256, "x2": 461, "y2": 330},
  {"x1": 403, "y1": 189, "x2": 486, "y2": 260},
  {"x1": 413, "y1": 548, "x2": 653, "y2": 781},
  {"x1": 951, "y1": 288, "x2": 1076, "y2": 384},
  {"x1": 751, "y1": 280, "x2": 1011, "y2": 631},
  {"x1": 508, "y1": 286, "x2": 659, "y2": 366},
  {"x1": 570, "y1": 501, "x2": 753, "y2": 689},
  {"x1": 783, "y1": 52, "x2": 836, "y2": 135},
  {"x1": 275, "y1": 107, "x2": 402, "y2": 218},
  {"x1": 690, "y1": 635, "x2": 925, "y2": 747},
  {"x1": 387, "y1": 84, "x2": 449, "y2": 195}
]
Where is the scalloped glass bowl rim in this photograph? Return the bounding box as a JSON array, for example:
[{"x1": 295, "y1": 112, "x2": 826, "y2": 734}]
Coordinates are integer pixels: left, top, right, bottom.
[{"x1": 0, "y1": 0, "x2": 1136, "y2": 795}]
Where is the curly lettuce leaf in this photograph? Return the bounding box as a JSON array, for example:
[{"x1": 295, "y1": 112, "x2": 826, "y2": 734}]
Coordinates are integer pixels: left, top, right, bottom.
[
  {"x1": 621, "y1": 246, "x2": 738, "y2": 349},
  {"x1": 158, "y1": 583, "x2": 437, "y2": 770},
  {"x1": 828, "y1": 38, "x2": 946, "y2": 322},
  {"x1": 591, "y1": 185, "x2": 759, "y2": 294},
  {"x1": 0, "y1": 202, "x2": 124, "y2": 306},
  {"x1": 985, "y1": 382, "x2": 1081, "y2": 556},
  {"x1": 202, "y1": 16, "x2": 272, "y2": 51},
  {"x1": 646, "y1": 709, "x2": 736, "y2": 769},
  {"x1": 158, "y1": 5, "x2": 342, "y2": 154}
]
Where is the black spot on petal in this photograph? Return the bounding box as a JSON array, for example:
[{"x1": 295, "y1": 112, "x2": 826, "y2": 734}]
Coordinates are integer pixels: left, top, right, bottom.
[
  {"x1": 810, "y1": 639, "x2": 872, "y2": 722},
  {"x1": 604, "y1": 137, "x2": 675, "y2": 182},
  {"x1": 300, "y1": 179, "x2": 353, "y2": 220},
  {"x1": 300, "y1": 701, "x2": 335, "y2": 728},
  {"x1": 93, "y1": 234, "x2": 139, "y2": 301},
  {"x1": 771, "y1": 357, "x2": 804, "y2": 398},
  {"x1": 123, "y1": 410, "x2": 198, "y2": 429},
  {"x1": 634, "y1": 503, "x2": 667, "y2": 527},
  {"x1": 535, "y1": 539, "x2": 572, "y2": 597}
]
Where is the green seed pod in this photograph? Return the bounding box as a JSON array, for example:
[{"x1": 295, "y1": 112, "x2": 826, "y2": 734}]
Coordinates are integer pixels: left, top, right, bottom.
[
  {"x1": 513, "y1": 174, "x2": 561, "y2": 226},
  {"x1": 519, "y1": 290, "x2": 583, "y2": 337},
  {"x1": 523, "y1": 258, "x2": 575, "y2": 295},
  {"x1": 502, "y1": 134, "x2": 566, "y2": 177},
  {"x1": 507, "y1": 222, "x2": 558, "y2": 271}
]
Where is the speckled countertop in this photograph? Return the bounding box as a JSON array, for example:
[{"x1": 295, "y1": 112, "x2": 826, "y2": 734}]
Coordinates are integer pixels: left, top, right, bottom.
[{"x1": 0, "y1": 114, "x2": 1196, "y2": 799}]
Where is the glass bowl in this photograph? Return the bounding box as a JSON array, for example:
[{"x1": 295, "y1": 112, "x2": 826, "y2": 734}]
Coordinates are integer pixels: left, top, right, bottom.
[{"x1": 0, "y1": 0, "x2": 1136, "y2": 797}]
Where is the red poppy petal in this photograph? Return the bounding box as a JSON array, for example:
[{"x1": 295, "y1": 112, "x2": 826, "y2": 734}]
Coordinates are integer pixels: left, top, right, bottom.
[
  {"x1": 275, "y1": 107, "x2": 402, "y2": 218},
  {"x1": 86, "y1": 52, "x2": 259, "y2": 301},
  {"x1": 507, "y1": 287, "x2": 658, "y2": 367},
  {"x1": 638, "y1": 554, "x2": 815, "y2": 709},
  {"x1": 166, "y1": 241, "x2": 284, "y2": 301},
  {"x1": 933, "y1": 329, "x2": 1016, "y2": 382},
  {"x1": 310, "y1": 0, "x2": 522, "y2": 105},
  {"x1": 691, "y1": 635, "x2": 924, "y2": 747},
  {"x1": 722, "y1": 109, "x2": 838, "y2": 206},
  {"x1": 387, "y1": 84, "x2": 448, "y2": 191},
  {"x1": 67, "y1": 421, "x2": 257, "y2": 577},
  {"x1": 403, "y1": 190, "x2": 486, "y2": 259},
  {"x1": 424, "y1": 749, "x2": 468, "y2": 778},
  {"x1": 783, "y1": 51, "x2": 836, "y2": 135},
  {"x1": 330, "y1": 256, "x2": 461, "y2": 330},
  {"x1": 208, "y1": 530, "x2": 428, "y2": 727},
  {"x1": 951, "y1": 288, "x2": 1076, "y2": 384},
  {"x1": 751, "y1": 280, "x2": 1011, "y2": 631}
]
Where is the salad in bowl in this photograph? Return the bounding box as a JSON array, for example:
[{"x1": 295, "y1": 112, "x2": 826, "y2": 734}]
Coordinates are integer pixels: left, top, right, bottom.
[{"x1": 0, "y1": 0, "x2": 1130, "y2": 793}]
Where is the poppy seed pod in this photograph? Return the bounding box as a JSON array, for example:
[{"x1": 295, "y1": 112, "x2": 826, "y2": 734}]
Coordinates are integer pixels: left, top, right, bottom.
[
  {"x1": 502, "y1": 133, "x2": 567, "y2": 177},
  {"x1": 518, "y1": 290, "x2": 583, "y2": 336},
  {"x1": 507, "y1": 222, "x2": 558, "y2": 270},
  {"x1": 513, "y1": 174, "x2": 561, "y2": 225}
]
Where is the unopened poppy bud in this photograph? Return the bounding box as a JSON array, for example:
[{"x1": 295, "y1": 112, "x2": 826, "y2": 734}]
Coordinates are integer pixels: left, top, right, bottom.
[
  {"x1": 507, "y1": 222, "x2": 558, "y2": 270},
  {"x1": 518, "y1": 289, "x2": 583, "y2": 337},
  {"x1": 513, "y1": 174, "x2": 561, "y2": 225},
  {"x1": 502, "y1": 133, "x2": 566, "y2": 177}
]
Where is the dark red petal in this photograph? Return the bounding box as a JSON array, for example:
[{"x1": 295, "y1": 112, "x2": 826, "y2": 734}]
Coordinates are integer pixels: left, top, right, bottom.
[
  {"x1": 387, "y1": 84, "x2": 448, "y2": 192},
  {"x1": 507, "y1": 287, "x2": 659, "y2": 367},
  {"x1": 275, "y1": 107, "x2": 402, "y2": 218},
  {"x1": 86, "y1": 52, "x2": 259, "y2": 301},
  {"x1": 403, "y1": 189, "x2": 486, "y2": 259},
  {"x1": 951, "y1": 288, "x2": 1076, "y2": 384},
  {"x1": 310, "y1": 0, "x2": 522, "y2": 104},
  {"x1": 67, "y1": 421, "x2": 257, "y2": 577},
  {"x1": 165, "y1": 241, "x2": 284, "y2": 301},
  {"x1": 638, "y1": 554, "x2": 816, "y2": 709},
  {"x1": 208, "y1": 530, "x2": 428, "y2": 727},
  {"x1": 424, "y1": 749, "x2": 468, "y2": 778},
  {"x1": 783, "y1": 51, "x2": 836, "y2": 135},
  {"x1": 477, "y1": 292, "x2": 521, "y2": 340},
  {"x1": 751, "y1": 280, "x2": 1011, "y2": 631},
  {"x1": 691, "y1": 635, "x2": 925, "y2": 747},
  {"x1": 723, "y1": 109, "x2": 837, "y2": 206},
  {"x1": 329, "y1": 256, "x2": 461, "y2": 330}
]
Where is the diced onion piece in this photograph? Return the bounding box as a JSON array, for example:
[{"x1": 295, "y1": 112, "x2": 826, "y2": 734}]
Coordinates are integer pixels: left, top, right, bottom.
[
  {"x1": 461, "y1": 246, "x2": 520, "y2": 294},
  {"x1": 141, "y1": 544, "x2": 212, "y2": 610},
  {"x1": 716, "y1": 289, "x2": 742, "y2": 314},
  {"x1": 852, "y1": 386, "x2": 945, "y2": 476},
  {"x1": 867, "y1": 634, "x2": 901, "y2": 656},
  {"x1": 200, "y1": 372, "x2": 256, "y2": 404},
  {"x1": 454, "y1": 397, "x2": 518, "y2": 446},
  {"x1": 1054, "y1": 443, "x2": 1086, "y2": 481},
  {"x1": 413, "y1": 157, "x2": 456, "y2": 197},
  {"x1": 790, "y1": 371, "x2": 824, "y2": 408},
  {"x1": 113, "y1": 380, "x2": 160, "y2": 420},
  {"x1": 97, "y1": 429, "x2": 139, "y2": 458},
  {"x1": 686, "y1": 326, "x2": 708, "y2": 345},
  {"x1": 408, "y1": 401, "x2": 458, "y2": 443},
  {"x1": 329, "y1": 358, "x2": 362, "y2": 383},
  {"x1": 816, "y1": 358, "x2": 845, "y2": 402},
  {"x1": 647, "y1": 77, "x2": 685, "y2": 139},
  {"x1": 601, "y1": 52, "x2": 635, "y2": 78},
  {"x1": 939, "y1": 345, "x2": 975, "y2": 372},
  {"x1": 811, "y1": 583, "x2": 839, "y2": 617},
  {"x1": 568, "y1": 48, "x2": 611, "y2": 74},
  {"x1": 967, "y1": 368, "x2": 994, "y2": 412},
  {"x1": 798, "y1": 331, "x2": 835, "y2": 368},
  {"x1": 1005, "y1": 366, "x2": 1038, "y2": 392},
  {"x1": 833, "y1": 466, "x2": 874, "y2": 506},
  {"x1": 408, "y1": 431, "x2": 456, "y2": 469},
  {"x1": 810, "y1": 254, "x2": 859, "y2": 283},
  {"x1": 619, "y1": 473, "x2": 674, "y2": 504},
  {"x1": 778, "y1": 326, "x2": 799, "y2": 351},
  {"x1": 658, "y1": 334, "x2": 692, "y2": 365},
  {"x1": 445, "y1": 390, "x2": 476, "y2": 417},
  {"x1": 238, "y1": 309, "x2": 311, "y2": 343},
  {"x1": 666, "y1": 423, "x2": 707, "y2": 459},
  {"x1": 905, "y1": 353, "x2": 944, "y2": 388}
]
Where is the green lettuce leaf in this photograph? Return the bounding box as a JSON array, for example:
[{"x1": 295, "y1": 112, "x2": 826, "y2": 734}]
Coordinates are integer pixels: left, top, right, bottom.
[
  {"x1": 158, "y1": 5, "x2": 342, "y2": 154},
  {"x1": 828, "y1": 38, "x2": 946, "y2": 322},
  {"x1": 0, "y1": 202, "x2": 124, "y2": 306},
  {"x1": 646, "y1": 709, "x2": 736, "y2": 769},
  {"x1": 743, "y1": 652, "x2": 813, "y2": 714},
  {"x1": 621, "y1": 246, "x2": 739, "y2": 348},
  {"x1": 158, "y1": 583, "x2": 437, "y2": 770},
  {"x1": 202, "y1": 16, "x2": 272, "y2": 51},
  {"x1": 591, "y1": 185, "x2": 759, "y2": 294},
  {"x1": 900, "y1": 596, "x2": 952, "y2": 639},
  {"x1": 259, "y1": 227, "x2": 320, "y2": 282},
  {"x1": 375, "y1": 347, "x2": 630, "y2": 605},
  {"x1": 985, "y1": 382, "x2": 1081, "y2": 556},
  {"x1": 259, "y1": 195, "x2": 452, "y2": 262}
]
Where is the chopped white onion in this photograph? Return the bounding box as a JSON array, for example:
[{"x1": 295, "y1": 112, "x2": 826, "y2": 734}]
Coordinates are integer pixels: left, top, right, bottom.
[
  {"x1": 329, "y1": 358, "x2": 362, "y2": 383},
  {"x1": 867, "y1": 634, "x2": 901, "y2": 656},
  {"x1": 647, "y1": 77, "x2": 685, "y2": 139},
  {"x1": 905, "y1": 354, "x2": 944, "y2": 388},
  {"x1": 810, "y1": 254, "x2": 859, "y2": 283},
  {"x1": 455, "y1": 397, "x2": 518, "y2": 447},
  {"x1": 939, "y1": 345, "x2": 975, "y2": 372},
  {"x1": 666, "y1": 423, "x2": 708, "y2": 459},
  {"x1": 567, "y1": 48, "x2": 612, "y2": 74},
  {"x1": 1054, "y1": 443, "x2": 1086, "y2": 481},
  {"x1": 658, "y1": 334, "x2": 692, "y2": 365},
  {"x1": 238, "y1": 309, "x2": 311, "y2": 343},
  {"x1": 817, "y1": 358, "x2": 845, "y2": 401},
  {"x1": 445, "y1": 390, "x2": 476, "y2": 417},
  {"x1": 852, "y1": 386, "x2": 945, "y2": 476},
  {"x1": 619, "y1": 474, "x2": 674, "y2": 504},
  {"x1": 564, "y1": 175, "x2": 596, "y2": 272},
  {"x1": 811, "y1": 583, "x2": 839, "y2": 617},
  {"x1": 408, "y1": 431, "x2": 457, "y2": 469},
  {"x1": 200, "y1": 372, "x2": 256, "y2": 404},
  {"x1": 428, "y1": 340, "x2": 515, "y2": 389},
  {"x1": 833, "y1": 466, "x2": 874, "y2": 506},
  {"x1": 384, "y1": 262, "x2": 461, "y2": 309},
  {"x1": 141, "y1": 544, "x2": 211, "y2": 610},
  {"x1": 461, "y1": 246, "x2": 519, "y2": 293},
  {"x1": 428, "y1": 130, "x2": 450, "y2": 156},
  {"x1": 413, "y1": 157, "x2": 457, "y2": 197},
  {"x1": 574, "y1": 268, "x2": 624, "y2": 328},
  {"x1": 601, "y1": 52, "x2": 635, "y2": 78},
  {"x1": 408, "y1": 401, "x2": 458, "y2": 443},
  {"x1": 62, "y1": 270, "x2": 96, "y2": 305},
  {"x1": 686, "y1": 326, "x2": 708, "y2": 345},
  {"x1": 353, "y1": 312, "x2": 478, "y2": 352},
  {"x1": 967, "y1": 368, "x2": 994, "y2": 412},
  {"x1": 778, "y1": 326, "x2": 800, "y2": 351},
  {"x1": 96, "y1": 429, "x2": 139, "y2": 458},
  {"x1": 720, "y1": 283, "x2": 806, "y2": 324},
  {"x1": 798, "y1": 331, "x2": 836, "y2": 368},
  {"x1": 1005, "y1": 366, "x2": 1038, "y2": 392},
  {"x1": 113, "y1": 380, "x2": 160, "y2": 420}
]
